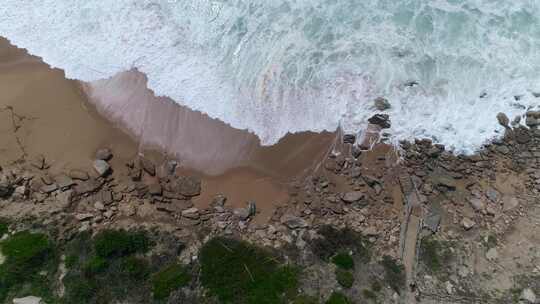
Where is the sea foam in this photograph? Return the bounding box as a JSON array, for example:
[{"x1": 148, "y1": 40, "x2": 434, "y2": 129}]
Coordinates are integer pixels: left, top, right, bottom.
[{"x1": 1, "y1": 0, "x2": 539, "y2": 153}]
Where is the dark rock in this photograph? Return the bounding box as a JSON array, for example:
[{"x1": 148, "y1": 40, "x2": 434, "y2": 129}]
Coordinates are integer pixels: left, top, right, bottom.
[
  {"x1": 368, "y1": 114, "x2": 391, "y2": 129},
  {"x1": 177, "y1": 177, "x2": 201, "y2": 197},
  {"x1": 343, "y1": 134, "x2": 356, "y2": 144},
  {"x1": 496, "y1": 112, "x2": 509, "y2": 128},
  {"x1": 165, "y1": 160, "x2": 178, "y2": 175},
  {"x1": 374, "y1": 97, "x2": 391, "y2": 111},
  {"x1": 247, "y1": 201, "x2": 257, "y2": 217},
  {"x1": 95, "y1": 148, "x2": 113, "y2": 161},
  {"x1": 93, "y1": 160, "x2": 111, "y2": 177},
  {"x1": 0, "y1": 178, "x2": 13, "y2": 198},
  {"x1": 139, "y1": 157, "x2": 156, "y2": 176}
]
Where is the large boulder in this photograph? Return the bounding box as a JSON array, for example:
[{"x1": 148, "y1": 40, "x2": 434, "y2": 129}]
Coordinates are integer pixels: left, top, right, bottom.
[{"x1": 13, "y1": 296, "x2": 43, "y2": 304}]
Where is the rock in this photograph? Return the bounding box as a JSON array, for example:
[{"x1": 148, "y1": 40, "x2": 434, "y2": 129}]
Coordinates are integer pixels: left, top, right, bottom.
[
  {"x1": 40, "y1": 183, "x2": 58, "y2": 194},
  {"x1": 486, "y1": 188, "x2": 500, "y2": 203},
  {"x1": 103, "y1": 210, "x2": 114, "y2": 219},
  {"x1": 374, "y1": 97, "x2": 391, "y2": 111},
  {"x1": 461, "y1": 217, "x2": 476, "y2": 230},
  {"x1": 434, "y1": 175, "x2": 457, "y2": 190},
  {"x1": 0, "y1": 177, "x2": 13, "y2": 198},
  {"x1": 164, "y1": 160, "x2": 178, "y2": 175},
  {"x1": 247, "y1": 201, "x2": 257, "y2": 217},
  {"x1": 445, "y1": 281, "x2": 454, "y2": 294},
  {"x1": 515, "y1": 127, "x2": 531, "y2": 144},
  {"x1": 94, "y1": 201, "x2": 105, "y2": 211},
  {"x1": 424, "y1": 208, "x2": 441, "y2": 233},
  {"x1": 502, "y1": 195, "x2": 519, "y2": 211},
  {"x1": 93, "y1": 160, "x2": 111, "y2": 177},
  {"x1": 31, "y1": 155, "x2": 47, "y2": 170},
  {"x1": 486, "y1": 247, "x2": 498, "y2": 261},
  {"x1": 56, "y1": 190, "x2": 73, "y2": 209},
  {"x1": 233, "y1": 208, "x2": 251, "y2": 221},
  {"x1": 177, "y1": 177, "x2": 201, "y2": 197},
  {"x1": 496, "y1": 112, "x2": 510, "y2": 128},
  {"x1": 100, "y1": 190, "x2": 114, "y2": 205},
  {"x1": 119, "y1": 204, "x2": 137, "y2": 217},
  {"x1": 526, "y1": 111, "x2": 540, "y2": 128},
  {"x1": 512, "y1": 115, "x2": 522, "y2": 126},
  {"x1": 55, "y1": 174, "x2": 75, "y2": 190},
  {"x1": 211, "y1": 195, "x2": 227, "y2": 207},
  {"x1": 343, "y1": 134, "x2": 356, "y2": 144},
  {"x1": 468, "y1": 198, "x2": 486, "y2": 211},
  {"x1": 280, "y1": 214, "x2": 309, "y2": 229},
  {"x1": 95, "y1": 148, "x2": 113, "y2": 161},
  {"x1": 341, "y1": 191, "x2": 365, "y2": 203},
  {"x1": 368, "y1": 114, "x2": 391, "y2": 129},
  {"x1": 181, "y1": 207, "x2": 200, "y2": 219},
  {"x1": 148, "y1": 183, "x2": 162, "y2": 196},
  {"x1": 68, "y1": 169, "x2": 89, "y2": 181},
  {"x1": 75, "y1": 213, "x2": 93, "y2": 221},
  {"x1": 138, "y1": 157, "x2": 156, "y2": 176},
  {"x1": 496, "y1": 145, "x2": 510, "y2": 154},
  {"x1": 13, "y1": 296, "x2": 43, "y2": 304},
  {"x1": 521, "y1": 288, "x2": 537, "y2": 303}
]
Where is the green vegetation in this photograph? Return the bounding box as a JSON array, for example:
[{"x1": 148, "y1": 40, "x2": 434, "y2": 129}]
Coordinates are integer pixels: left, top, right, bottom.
[
  {"x1": 94, "y1": 229, "x2": 151, "y2": 258},
  {"x1": 63, "y1": 229, "x2": 161, "y2": 303},
  {"x1": 311, "y1": 226, "x2": 370, "y2": 262},
  {"x1": 362, "y1": 289, "x2": 377, "y2": 300},
  {"x1": 325, "y1": 292, "x2": 352, "y2": 304},
  {"x1": 292, "y1": 295, "x2": 320, "y2": 304},
  {"x1": 200, "y1": 237, "x2": 299, "y2": 304},
  {"x1": 0, "y1": 231, "x2": 58, "y2": 303},
  {"x1": 419, "y1": 236, "x2": 453, "y2": 274},
  {"x1": 0, "y1": 218, "x2": 8, "y2": 237},
  {"x1": 335, "y1": 269, "x2": 354, "y2": 288},
  {"x1": 332, "y1": 252, "x2": 354, "y2": 270},
  {"x1": 381, "y1": 255, "x2": 405, "y2": 293},
  {"x1": 151, "y1": 263, "x2": 190, "y2": 300}
]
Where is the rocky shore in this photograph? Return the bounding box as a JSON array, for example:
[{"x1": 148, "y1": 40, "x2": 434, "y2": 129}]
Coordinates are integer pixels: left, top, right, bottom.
[{"x1": 0, "y1": 109, "x2": 540, "y2": 303}]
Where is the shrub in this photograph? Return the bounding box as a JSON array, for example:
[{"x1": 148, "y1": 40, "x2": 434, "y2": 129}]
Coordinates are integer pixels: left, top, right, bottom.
[
  {"x1": 94, "y1": 230, "x2": 150, "y2": 258},
  {"x1": 419, "y1": 237, "x2": 452, "y2": 274},
  {"x1": 311, "y1": 226, "x2": 370, "y2": 262},
  {"x1": 151, "y1": 263, "x2": 190, "y2": 300},
  {"x1": 362, "y1": 289, "x2": 377, "y2": 300},
  {"x1": 381, "y1": 256, "x2": 405, "y2": 293},
  {"x1": 332, "y1": 252, "x2": 354, "y2": 270},
  {"x1": 83, "y1": 256, "x2": 108, "y2": 276},
  {"x1": 200, "y1": 237, "x2": 299, "y2": 304},
  {"x1": 335, "y1": 269, "x2": 354, "y2": 288},
  {"x1": 325, "y1": 292, "x2": 352, "y2": 304},
  {"x1": 0, "y1": 219, "x2": 8, "y2": 237},
  {"x1": 121, "y1": 256, "x2": 150, "y2": 281}
]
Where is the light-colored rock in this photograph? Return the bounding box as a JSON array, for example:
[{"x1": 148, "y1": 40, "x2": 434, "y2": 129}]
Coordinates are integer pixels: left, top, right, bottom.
[
  {"x1": 502, "y1": 195, "x2": 519, "y2": 211},
  {"x1": 93, "y1": 160, "x2": 110, "y2": 177},
  {"x1": 469, "y1": 198, "x2": 486, "y2": 211},
  {"x1": 94, "y1": 201, "x2": 105, "y2": 211},
  {"x1": 280, "y1": 214, "x2": 309, "y2": 229},
  {"x1": 520, "y1": 288, "x2": 537, "y2": 303},
  {"x1": 13, "y1": 296, "x2": 42, "y2": 304},
  {"x1": 486, "y1": 248, "x2": 498, "y2": 261},
  {"x1": 182, "y1": 207, "x2": 200, "y2": 219},
  {"x1": 341, "y1": 191, "x2": 365, "y2": 203},
  {"x1": 95, "y1": 148, "x2": 112, "y2": 161},
  {"x1": 461, "y1": 217, "x2": 476, "y2": 230},
  {"x1": 75, "y1": 213, "x2": 93, "y2": 221}
]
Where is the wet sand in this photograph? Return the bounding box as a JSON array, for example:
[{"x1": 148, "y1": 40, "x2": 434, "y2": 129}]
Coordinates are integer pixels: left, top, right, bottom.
[{"x1": 0, "y1": 37, "x2": 336, "y2": 222}]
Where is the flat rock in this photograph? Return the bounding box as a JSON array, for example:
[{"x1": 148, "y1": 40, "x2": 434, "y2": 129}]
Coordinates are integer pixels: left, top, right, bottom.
[
  {"x1": 40, "y1": 183, "x2": 58, "y2": 194},
  {"x1": 341, "y1": 191, "x2": 365, "y2": 203},
  {"x1": 68, "y1": 169, "x2": 89, "y2": 181},
  {"x1": 13, "y1": 296, "x2": 42, "y2": 304},
  {"x1": 93, "y1": 160, "x2": 111, "y2": 177},
  {"x1": 181, "y1": 207, "x2": 200, "y2": 219},
  {"x1": 55, "y1": 174, "x2": 75, "y2": 189},
  {"x1": 75, "y1": 213, "x2": 93, "y2": 221},
  {"x1": 502, "y1": 195, "x2": 519, "y2": 211},
  {"x1": 433, "y1": 175, "x2": 457, "y2": 190},
  {"x1": 95, "y1": 148, "x2": 113, "y2": 161},
  {"x1": 74, "y1": 178, "x2": 102, "y2": 194},
  {"x1": 280, "y1": 214, "x2": 309, "y2": 229}
]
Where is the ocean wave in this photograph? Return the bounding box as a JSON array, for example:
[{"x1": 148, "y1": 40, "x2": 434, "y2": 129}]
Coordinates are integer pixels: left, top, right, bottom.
[{"x1": 1, "y1": 0, "x2": 539, "y2": 153}]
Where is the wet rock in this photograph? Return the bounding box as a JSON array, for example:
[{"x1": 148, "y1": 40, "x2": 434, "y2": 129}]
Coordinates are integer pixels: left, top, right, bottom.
[
  {"x1": 343, "y1": 134, "x2": 356, "y2": 144},
  {"x1": 520, "y1": 288, "x2": 537, "y2": 303},
  {"x1": 177, "y1": 177, "x2": 201, "y2": 197},
  {"x1": 341, "y1": 191, "x2": 365, "y2": 203},
  {"x1": 461, "y1": 217, "x2": 476, "y2": 230},
  {"x1": 280, "y1": 214, "x2": 309, "y2": 229},
  {"x1": 525, "y1": 111, "x2": 540, "y2": 128},
  {"x1": 368, "y1": 114, "x2": 391, "y2": 129},
  {"x1": 13, "y1": 296, "x2": 43, "y2": 304},
  {"x1": 486, "y1": 247, "x2": 498, "y2": 261},
  {"x1": 374, "y1": 97, "x2": 391, "y2": 111},
  {"x1": 138, "y1": 157, "x2": 156, "y2": 176},
  {"x1": 95, "y1": 148, "x2": 113, "y2": 161},
  {"x1": 496, "y1": 112, "x2": 510, "y2": 128},
  {"x1": 181, "y1": 207, "x2": 200, "y2": 220},
  {"x1": 93, "y1": 160, "x2": 111, "y2": 177},
  {"x1": 68, "y1": 169, "x2": 89, "y2": 181}
]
